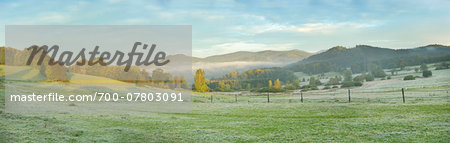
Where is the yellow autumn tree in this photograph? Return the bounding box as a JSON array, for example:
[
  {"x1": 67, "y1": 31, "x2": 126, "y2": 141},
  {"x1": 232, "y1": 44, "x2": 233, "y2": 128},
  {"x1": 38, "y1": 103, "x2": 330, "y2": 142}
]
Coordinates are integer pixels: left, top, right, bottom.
[
  {"x1": 194, "y1": 69, "x2": 209, "y2": 92},
  {"x1": 45, "y1": 62, "x2": 68, "y2": 81},
  {"x1": 268, "y1": 80, "x2": 273, "y2": 88},
  {"x1": 274, "y1": 78, "x2": 281, "y2": 89}
]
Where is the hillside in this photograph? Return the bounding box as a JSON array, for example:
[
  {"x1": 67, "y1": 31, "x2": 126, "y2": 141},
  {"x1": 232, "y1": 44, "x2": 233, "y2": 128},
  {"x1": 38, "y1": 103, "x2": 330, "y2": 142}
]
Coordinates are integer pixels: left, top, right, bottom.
[
  {"x1": 287, "y1": 44, "x2": 450, "y2": 73},
  {"x1": 161, "y1": 49, "x2": 312, "y2": 78},
  {"x1": 194, "y1": 49, "x2": 312, "y2": 63}
]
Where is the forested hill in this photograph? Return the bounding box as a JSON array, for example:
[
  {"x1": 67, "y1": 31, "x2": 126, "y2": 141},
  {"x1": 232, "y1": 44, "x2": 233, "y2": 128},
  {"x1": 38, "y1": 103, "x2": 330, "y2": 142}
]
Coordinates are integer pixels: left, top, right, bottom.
[{"x1": 286, "y1": 44, "x2": 450, "y2": 74}]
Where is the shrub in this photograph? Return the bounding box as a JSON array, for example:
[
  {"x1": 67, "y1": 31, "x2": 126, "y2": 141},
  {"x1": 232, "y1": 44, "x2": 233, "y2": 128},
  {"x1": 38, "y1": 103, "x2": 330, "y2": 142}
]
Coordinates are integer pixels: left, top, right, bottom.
[
  {"x1": 341, "y1": 81, "x2": 363, "y2": 88},
  {"x1": 301, "y1": 85, "x2": 311, "y2": 89},
  {"x1": 422, "y1": 70, "x2": 432, "y2": 77},
  {"x1": 353, "y1": 75, "x2": 364, "y2": 82},
  {"x1": 323, "y1": 86, "x2": 330, "y2": 90},
  {"x1": 257, "y1": 87, "x2": 285, "y2": 93},
  {"x1": 435, "y1": 62, "x2": 449, "y2": 70},
  {"x1": 387, "y1": 76, "x2": 391, "y2": 79},
  {"x1": 353, "y1": 81, "x2": 363, "y2": 86},
  {"x1": 332, "y1": 85, "x2": 339, "y2": 88},
  {"x1": 403, "y1": 75, "x2": 415, "y2": 80},
  {"x1": 311, "y1": 86, "x2": 319, "y2": 90},
  {"x1": 341, "y1": 81, "x2": 354, "y2": 88},
  {"x1": 371, "y1": 66, "x2": 386, "y2": 78},
  {"x1": 365, "y1": 73, "x2": 374, "y2": 81}
]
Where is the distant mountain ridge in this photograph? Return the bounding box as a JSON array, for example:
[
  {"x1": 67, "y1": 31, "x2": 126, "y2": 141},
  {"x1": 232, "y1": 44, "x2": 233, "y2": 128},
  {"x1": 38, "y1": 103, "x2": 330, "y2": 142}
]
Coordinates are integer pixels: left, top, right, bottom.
[
  {"x1": 162, "y1": 49, "x2": 312, "y2": 78},
  {"x1": 287, "y1": 44, "x2": 450, "y2": 73},
  {"x1": 193, "y1": 49, "x2": 312, "y2": 63}
]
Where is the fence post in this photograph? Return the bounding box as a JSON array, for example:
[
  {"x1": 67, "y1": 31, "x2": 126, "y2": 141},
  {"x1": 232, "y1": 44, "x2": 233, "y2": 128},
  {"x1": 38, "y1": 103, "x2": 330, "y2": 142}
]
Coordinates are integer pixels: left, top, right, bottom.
[
  {"x1": 402, "y1": 88, "x2": 405, "y2": 103},
  {"x1": 300, "y1": 91, "x2": 303, "y2": 103},
  {"x1": 235, "y1": 94, "x2": 238, "y2": 103},
  {"x1": 210, "y1": 94, "x2": 213, "y2": 103},
  {"x1": 267, "y1": 93, "x2": 270, "y2": 103},
  {"x1": 348, "y1": 89, "x2": 351, "y2": 103}
]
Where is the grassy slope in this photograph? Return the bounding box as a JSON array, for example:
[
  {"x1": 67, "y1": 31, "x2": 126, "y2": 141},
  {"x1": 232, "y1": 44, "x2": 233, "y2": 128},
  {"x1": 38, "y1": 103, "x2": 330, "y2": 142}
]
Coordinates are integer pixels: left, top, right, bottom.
[
  {"x1": 1, "y1": 65, "x2": 449, "y2": 142},
  {"x1": 0, "y1": 102, "x2": 448, "y2": 142}
]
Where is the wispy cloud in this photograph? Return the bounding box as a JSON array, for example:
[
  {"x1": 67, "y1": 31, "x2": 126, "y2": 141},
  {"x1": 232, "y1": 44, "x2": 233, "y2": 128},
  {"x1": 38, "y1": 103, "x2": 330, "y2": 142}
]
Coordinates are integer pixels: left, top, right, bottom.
[{"x1": 234, "y1": 22, "x2": 378, "y2": 35}]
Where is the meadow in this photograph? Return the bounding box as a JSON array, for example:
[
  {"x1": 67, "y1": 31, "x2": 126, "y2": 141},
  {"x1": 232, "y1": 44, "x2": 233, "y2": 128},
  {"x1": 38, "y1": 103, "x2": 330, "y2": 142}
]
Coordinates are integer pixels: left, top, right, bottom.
[{"x1": 0, "y1": 65, "x2": 449, "y2": 142}]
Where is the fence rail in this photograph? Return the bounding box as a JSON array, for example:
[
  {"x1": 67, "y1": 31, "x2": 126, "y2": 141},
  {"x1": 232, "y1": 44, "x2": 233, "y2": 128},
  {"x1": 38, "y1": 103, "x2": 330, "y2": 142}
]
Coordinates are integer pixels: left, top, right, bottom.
[{"x1": 196, "y1": 88, "x2": 449, "y2": 104}]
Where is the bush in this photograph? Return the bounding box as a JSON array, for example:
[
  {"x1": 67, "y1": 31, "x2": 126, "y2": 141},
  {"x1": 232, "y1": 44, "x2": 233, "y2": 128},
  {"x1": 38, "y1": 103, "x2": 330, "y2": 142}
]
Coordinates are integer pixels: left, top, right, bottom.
[
  {"x1": 341, "y1": 81, "x2": 363, "y2": 88},
  {"x1": 284, "y1": 84, "x2": 297, "y2": 90},
  {"x1": 300, "y1": 85, "x2": 311, "y2": 89},
  {"x1": 365, "y1": 73, "x2": 374, "y2": 81},
  {"x1": 341, "y1": 81, "x2": 353, "y2": 88},
  {"x1": 387, "y1": 76, "x2": 391, "y2": 79},
  {"x1": 435, "y1": 62, "x2": 449, "y2": 70},
  {"x1": 323, "y1": 86, "x2": 330, "y2": 90},
  {"x1": 311, "y1": 86, "x2": 319, "y2": 90},
  {"x1": 403, "y1": 75, "x2": 415, "y2": 80},
  {"x1": 353, "y1": 81, "x2": 363, "y2": 86},
  {"x1": 257, "y1": 87, "x2": 285, "y2": 93},
  {"x1": 422, "y1": 70, "x2": 432, "y2": 77},
  {"x1": 353, "y1": 75, "x2": 364, "y2": 82},
  {"x1": 371, "y1": 66, "x2": 386, "y2": 78},
  {"x1": 332, "y1": 85, "x2": 339, "y2": 88}
]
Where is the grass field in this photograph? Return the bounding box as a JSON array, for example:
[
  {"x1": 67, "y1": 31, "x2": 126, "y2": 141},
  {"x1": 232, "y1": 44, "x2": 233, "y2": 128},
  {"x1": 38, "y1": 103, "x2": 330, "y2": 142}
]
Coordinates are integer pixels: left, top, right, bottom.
[
  {"x1": 0, "y1": 65, "x2": 449, "y2": 142},
  {"x1": 1, "y1": 101, "x2": 449, "y2": 142}
]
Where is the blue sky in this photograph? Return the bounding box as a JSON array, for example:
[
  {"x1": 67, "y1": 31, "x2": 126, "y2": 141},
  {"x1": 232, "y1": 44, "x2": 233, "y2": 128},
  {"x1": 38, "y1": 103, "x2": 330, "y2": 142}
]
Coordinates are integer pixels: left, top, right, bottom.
[{"x1": 1, "y1": 0, "x2": 450, "y2": 57}]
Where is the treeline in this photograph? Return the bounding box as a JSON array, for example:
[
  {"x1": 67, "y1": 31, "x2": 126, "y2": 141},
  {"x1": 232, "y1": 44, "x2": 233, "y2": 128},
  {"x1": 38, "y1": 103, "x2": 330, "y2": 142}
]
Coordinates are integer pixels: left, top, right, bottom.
[
  {"x1": 289, "y1": 54, "x2": 450, "y2": 75},
  {"x1": 1, "y1": 46, "x2": 68, "y2": 81},
  {"x1": 0, "y1": 47, "x2": 4, "y2": 65},
  {"x1": 1, "y1": 47, "x2": 189, "y2": 89},
  {"x1": 193, "y1": 67, "x2": 299, "y2": 92}
]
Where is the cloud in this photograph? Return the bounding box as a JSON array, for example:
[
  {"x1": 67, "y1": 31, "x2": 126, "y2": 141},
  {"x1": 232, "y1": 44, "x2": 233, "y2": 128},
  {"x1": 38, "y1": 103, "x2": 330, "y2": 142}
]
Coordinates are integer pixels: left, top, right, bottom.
[
  {"x1": 123, "y1": 18, "x2": 151, "y2": 24},
  {"x1": 39, "y1": 13, "x2": 71, "y2": 24},
  {"x1": 193, "y1": 42, "x2": 297, "y2": 57},
  {"x1": 235, "y1": 22, "x2": 377, "y2": 35},
  {"x1": 9, "y1": 12, "x2": 72, "y2": 24}
]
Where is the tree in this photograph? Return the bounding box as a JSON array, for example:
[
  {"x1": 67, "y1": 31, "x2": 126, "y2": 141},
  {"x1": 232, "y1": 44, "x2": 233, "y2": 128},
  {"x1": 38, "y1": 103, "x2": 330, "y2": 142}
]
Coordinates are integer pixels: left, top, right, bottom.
[
  {"x1": 194, "y1": 69, "x2": 209, "y2": 92},
  {"x1": 274, "y1": 79, "x2": 281, "y2": 89},
  {"x1": 390, "y1": 68, "x2": 396, "y2": 75},
  {"x1": 398, "y1": 60, "x2": 405, "y2": 70},
  {"x1": 422, "y1": 70, "x2": 432, "y2": 77},
  {"x1": 45, "y1": 62, "x2": 68, "y2": 81},
  {"x1": 420, "y1": 63, "x2": 428, "y2": 71},
  {"x1": 309, "y1": 77, "x2": 316, "y2": 87},
  {"x1": 435, "y1": 62, "x2": 449, "y2": 70},
  {"x1": 371, "y1": 66, "x2": 386, "y2": 78},
  {"x1": 152, "y1": 68, "x2": 165, "y2": 86},
  {"x1": 365, "y1": 73, "x2": 374, "y2": 81},
  {"x1": 0, "y1": 47, "x2": 5, "y2": 65},
  {"x1": 328, "y1": 76, "x2": 341, "y2": 85},
  {"x1": 403, "y1": 75, "x2": 415, "y2": 80},
  {"x1": 353, "y1": 75, "x2": 364, "y2": 82},
  {"x1": 292, "y1": 80, "x2": 300, "y2": 89},
  {"x1": 268, "y1": 80, "x2": 273, "y2": 88},
  {"x1": 343, "y1": 69, "x2": 353, "y2": 82}
]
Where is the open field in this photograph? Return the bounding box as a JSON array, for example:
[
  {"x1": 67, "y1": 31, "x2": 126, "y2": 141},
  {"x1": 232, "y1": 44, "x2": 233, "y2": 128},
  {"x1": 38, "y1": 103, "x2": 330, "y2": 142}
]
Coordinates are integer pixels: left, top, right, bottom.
[
  {"x1": 0, "y1": 65, "x2": 449, "y2": 142},
  {"x1": 0, "y1": 99, "x2": 449, "y2": 142}
]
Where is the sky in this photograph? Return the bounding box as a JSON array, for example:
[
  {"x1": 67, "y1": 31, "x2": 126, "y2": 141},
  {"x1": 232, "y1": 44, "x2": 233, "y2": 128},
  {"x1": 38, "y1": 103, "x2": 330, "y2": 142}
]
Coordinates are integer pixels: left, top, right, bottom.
[{"x1": 1, "y1": 0, "x2": 450, "y2": 58}]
